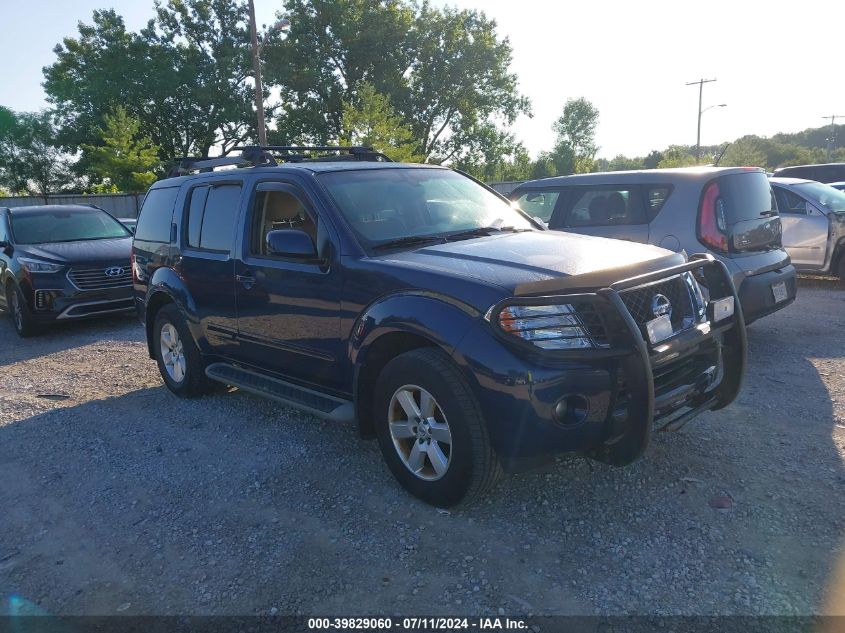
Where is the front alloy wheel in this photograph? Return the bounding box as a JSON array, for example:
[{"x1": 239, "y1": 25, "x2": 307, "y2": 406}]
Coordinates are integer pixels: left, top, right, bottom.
[
  {"x1": 388, "y1": 385, "x2": 453, "y2": 481},
  {"x1": 374, "y1": 348, "x2": 501, "y2": 507}
]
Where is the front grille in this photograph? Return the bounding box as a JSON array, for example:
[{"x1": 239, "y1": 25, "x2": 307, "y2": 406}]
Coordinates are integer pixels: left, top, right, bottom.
[
  {"x1": 68, "y1": 265, "x2": 132, "y2": 290},
  {"x1": 620, "y1": 273, "x2": 698, "y2": 335},
  {"x1": 572, "y1": 302, "x2": 609, "y2": 347}
]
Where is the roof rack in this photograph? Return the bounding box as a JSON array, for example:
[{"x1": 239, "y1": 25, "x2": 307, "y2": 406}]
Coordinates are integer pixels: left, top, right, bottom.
[
  {"x1": 165, "y1": 145, "x2": 392, "y2": 178},
  {"x1": 234, "y1": 145, "x2": 393, "y2": 164}
]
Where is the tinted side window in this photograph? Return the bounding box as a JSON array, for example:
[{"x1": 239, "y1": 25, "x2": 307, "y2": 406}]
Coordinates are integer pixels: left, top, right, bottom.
[
  {"x1": 186, "y1": 186, "x2": 209, "y2": 248},
  {"x1": 513, "y1": 189, "x2": 560, "y2": 223},
  {"x1": 135, "y1": 187, "x2": 179, "y2": 242},
  {"x1": 199, "y1": 185, "x2": 241, "y2": 252},
  {"x1": 564, "y1": 187, "x2": 645, "y2": 227},
  {"x1": 0, "y1": 213, "x2": 8, "y2": 243}
]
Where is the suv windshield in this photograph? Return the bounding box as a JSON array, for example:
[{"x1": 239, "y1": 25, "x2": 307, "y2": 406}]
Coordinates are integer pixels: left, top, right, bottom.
[
  {"x1": 10, "y1": 208, "x2": 131, "y2": 244},
  {"x1": 794, "y1": 181, "x2": 845, "y2": 214},
  {"x1": 318, "y1": 168, "x2": 533, "y2": 248}
]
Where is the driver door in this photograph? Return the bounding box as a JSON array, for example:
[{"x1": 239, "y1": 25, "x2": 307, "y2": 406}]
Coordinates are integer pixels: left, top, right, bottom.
[{"x1": 234, "y1": 180, "x2": 343, "y2": 389}]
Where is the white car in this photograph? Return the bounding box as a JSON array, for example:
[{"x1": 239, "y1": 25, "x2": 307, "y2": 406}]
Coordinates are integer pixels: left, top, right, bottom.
[{"x1": 770, "y1": 177, "x2": 845, "y2": 281}]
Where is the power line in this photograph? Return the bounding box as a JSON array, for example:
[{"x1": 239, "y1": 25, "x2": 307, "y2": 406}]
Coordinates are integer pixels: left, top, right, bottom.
[{"x1": 686, "y1": 79, "x2": 717, "y2": 159}]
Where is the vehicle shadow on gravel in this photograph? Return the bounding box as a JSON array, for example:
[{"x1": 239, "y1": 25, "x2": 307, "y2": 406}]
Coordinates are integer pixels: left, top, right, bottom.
[
  {"x1": 479, "y1": 281, "x2": 845, "y2": 616},
  {"x1": 1, "y1": 288, "x2": 843, "y2": 618},
  {"x1": 0, "y1": 314, "x2": 140, "y2": 368}
]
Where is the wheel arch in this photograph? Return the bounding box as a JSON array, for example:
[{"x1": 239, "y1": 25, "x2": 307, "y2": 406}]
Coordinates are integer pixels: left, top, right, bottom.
[{"x1": 350, "y1": 292, "x2": 481, "y2": 438}]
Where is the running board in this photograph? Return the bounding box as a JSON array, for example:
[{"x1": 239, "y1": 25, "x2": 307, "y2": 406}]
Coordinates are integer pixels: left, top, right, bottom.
[{"x1": 205, "y1": 363, "x2": 354, "y2": 423}]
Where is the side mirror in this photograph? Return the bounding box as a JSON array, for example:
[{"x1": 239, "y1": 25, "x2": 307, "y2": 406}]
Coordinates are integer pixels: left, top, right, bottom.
[{"x1": 266, "y1": 229, "x2": 316, "y2": 259}]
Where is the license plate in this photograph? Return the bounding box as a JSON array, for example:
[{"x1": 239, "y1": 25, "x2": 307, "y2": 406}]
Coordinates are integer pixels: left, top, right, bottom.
[
  {"x1": 645, "y1": 314, "x2": 674, "y2": 344},
  {"x1": 772, "y1": 281, "x2": 788, "y2": 303}
]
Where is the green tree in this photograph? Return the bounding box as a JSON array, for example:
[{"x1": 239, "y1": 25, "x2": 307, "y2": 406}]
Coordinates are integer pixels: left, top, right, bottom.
[
  {"x1": 0, "y1": 107, "x2": 75, "y2": 199},
  {"x1": 341, "y1": 83, "x2": 422, "y2": 163},
  {"x1": 720, "y1": 136, "x2": 768, "y2": 169},
  {"x1": 452, "y1": 126, "x2": 531, "y2": 182},
  {"x1": 547, "y1": 98, "x2": 599, "y2": 175},
  {"x1": 43, "y1": 2, "x2": 256, "y2": 162},
  {"x1": 264, "y1": 0, "x2": 530, "y2": 163},
  {"x1": 82, "y1": 106, "x2": 161, "y2": 192},
  {"x1": 657, "y1": 145, "x2": 703, "y2": 168}
]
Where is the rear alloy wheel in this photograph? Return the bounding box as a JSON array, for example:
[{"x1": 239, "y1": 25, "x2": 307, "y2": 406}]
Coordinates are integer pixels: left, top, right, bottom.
[
  {"x1": 153, "y1": 304, "x2": 215, "y2": 397},
  {"x1": 374, "y1": 348, "x2": 500, "y2": 507},
  {"x1": 7, "y1": 284, "x2": 38, "y2": 338}
]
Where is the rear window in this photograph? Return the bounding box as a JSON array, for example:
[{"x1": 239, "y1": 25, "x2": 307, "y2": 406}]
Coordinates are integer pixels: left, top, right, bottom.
[
  {"x1": 714, "y1": 172, "x2": 776, "y2": 224},
  {"x1": 10, "y1": 208, "x2": 130, "y2": 245},
  {"x1": 184, "y1": 184, "x2": 242, "y2": 252},
  {"x1": 135, "y1": 187, "x2": 179, "y2": 242}
]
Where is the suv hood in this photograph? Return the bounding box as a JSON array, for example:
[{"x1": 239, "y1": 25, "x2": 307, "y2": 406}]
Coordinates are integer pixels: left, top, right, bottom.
[
  {"x1": 378, "y1": 231, "x2": 683, "y2": 296},
  {"x1": 17, "y1": 237, "x2": 132, "y2": 265}
]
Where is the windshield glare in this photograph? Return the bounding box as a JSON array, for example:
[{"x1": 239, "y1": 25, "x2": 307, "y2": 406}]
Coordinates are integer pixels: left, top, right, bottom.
[
  {"x1": 794, "y1": 182, "x2": 845, "y2": 214},
  {"x1": 10, "y1": 209, "x2": 131, "y2": 244},
  {"x1": 318, "y1": 168, "x2": 533, "y2": 246}
]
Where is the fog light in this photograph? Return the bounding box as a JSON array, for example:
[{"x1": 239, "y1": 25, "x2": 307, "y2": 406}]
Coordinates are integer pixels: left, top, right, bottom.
[
  {"x1": 553, "y1": 399, "x2": 568, "y2": 421},
  {"x1": 553, "y1": 394, "x2": 590, "y2": 427}
]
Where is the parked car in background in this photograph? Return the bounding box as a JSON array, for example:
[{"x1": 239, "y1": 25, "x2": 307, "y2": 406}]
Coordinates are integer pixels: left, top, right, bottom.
[
  {"x1": 133, "y1": 147, "x2": 747, "y2": 507},
  {"x1": 119, "y1": 218, "x2": 137, "y2": 234},
  {"x1": 510, "y1": 167, "x2": 796, "y2": 324},
  {"x1": 772, "y1": 163, "x2": 845, "y2": 183},
  {"x1": 0, "y1": 205, "x2": 134, "y2": 337},
  {"x1": 769, "y1": 177, "x2": 845, "y2": 281}
]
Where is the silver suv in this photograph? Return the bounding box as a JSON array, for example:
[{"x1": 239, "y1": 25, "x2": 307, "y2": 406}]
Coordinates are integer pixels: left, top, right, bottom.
[{"x1": 509, "y1": 167, "x2": 796, "y2": 323}]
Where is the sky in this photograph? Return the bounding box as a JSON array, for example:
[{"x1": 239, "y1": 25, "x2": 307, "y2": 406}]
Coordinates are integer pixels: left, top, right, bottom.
[{"x1": 1, "y1": 0, "x2": 844, "y2": 159}]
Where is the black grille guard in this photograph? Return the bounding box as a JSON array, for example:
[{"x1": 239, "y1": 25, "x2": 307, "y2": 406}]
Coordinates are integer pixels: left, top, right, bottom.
[{"x1": 488, "y1": 253, "x2": 748, "y2": 463}]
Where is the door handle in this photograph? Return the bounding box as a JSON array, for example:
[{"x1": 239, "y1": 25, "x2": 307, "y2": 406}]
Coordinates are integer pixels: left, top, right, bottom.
[{"x1": 236, "y1": 273, "x2": 256, "y2": 289}]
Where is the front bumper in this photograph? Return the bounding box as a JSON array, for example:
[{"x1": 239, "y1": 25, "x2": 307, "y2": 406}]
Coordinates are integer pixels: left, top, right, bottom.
[
  {"x1": 453, "y1": 255, "x2": 747, "y2": 469},
  {"x1": 21, "y1": 272, "x2": 134, "y2": 323}
]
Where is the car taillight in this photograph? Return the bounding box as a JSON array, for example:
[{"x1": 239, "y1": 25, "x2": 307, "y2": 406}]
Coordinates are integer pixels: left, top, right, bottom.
[{"x1": 699, "y1": 182, "x2": 728, "y2": 254}]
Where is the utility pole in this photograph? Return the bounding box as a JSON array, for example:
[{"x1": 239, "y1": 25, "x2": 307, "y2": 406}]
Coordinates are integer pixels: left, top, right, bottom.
[
  {"x1": 822, "y1": 114, "x2": 845, "y2": 162},
  {"x1": 247, "y1": 0, "x2": 267, "y2": 146},
  {"x1": 686, "y1": 78, "x2": 717, "y2": 159}
]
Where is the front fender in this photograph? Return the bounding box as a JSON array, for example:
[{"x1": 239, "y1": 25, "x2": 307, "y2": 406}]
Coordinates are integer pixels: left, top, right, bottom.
[{"x1": 349, "y1": 290, "x2": 482, "y2": 367}]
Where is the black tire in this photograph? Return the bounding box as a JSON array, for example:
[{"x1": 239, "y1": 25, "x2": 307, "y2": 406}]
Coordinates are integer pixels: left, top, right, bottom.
[
  {"x1": 373, "y1": 348, "x2": 501, "y2": 507},
  {"x1": 838, "y1": 256, "x2": 845, "y2": 284},
  {"x1": 152, "y1": 303, "x2": 215, "y2": 397},
  {"x1": 7, "y1": 283, "x2": 39, "y2": 338}
]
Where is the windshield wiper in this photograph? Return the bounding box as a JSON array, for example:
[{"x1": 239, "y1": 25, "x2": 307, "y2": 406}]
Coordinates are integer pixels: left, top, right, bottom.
[
  {"x1": 371, "y1": 235, "x2": 447, "y2": 251},
  {"x1": 445, "y1": 225, "x2": 527, "y2": 241}
]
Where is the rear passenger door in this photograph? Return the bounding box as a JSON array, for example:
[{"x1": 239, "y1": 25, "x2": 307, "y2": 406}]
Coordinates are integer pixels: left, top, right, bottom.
[
  {"x1": 233, "y1": 179, "x2": 343, "y2": 390},
  {"x1": 177, "y1": 181, "x2": 243, "y2": 354},
  {"x1": 550, "y1": 186, "x2": 649, "y2": 243}
]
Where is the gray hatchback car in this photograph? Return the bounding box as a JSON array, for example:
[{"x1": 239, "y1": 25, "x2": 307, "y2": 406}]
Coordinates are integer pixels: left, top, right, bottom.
[{"x1": 510, "y1": 167, "x2": 796, "y2": 323}]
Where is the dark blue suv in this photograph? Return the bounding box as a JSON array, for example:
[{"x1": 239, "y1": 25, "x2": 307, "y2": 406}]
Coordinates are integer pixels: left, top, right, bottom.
[{"x1": 133, "y1": 147, "x2": 747, "y2": 507}]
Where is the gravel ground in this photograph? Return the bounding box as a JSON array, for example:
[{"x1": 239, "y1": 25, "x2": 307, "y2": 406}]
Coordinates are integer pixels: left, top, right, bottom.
[{"x1": 1, "y1": 279, "x2": 843, "y2": 617}]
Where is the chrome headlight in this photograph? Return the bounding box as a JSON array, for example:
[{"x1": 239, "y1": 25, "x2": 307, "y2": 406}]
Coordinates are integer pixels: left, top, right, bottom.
[
  {"x1": 19, "y1": 257, "x2": 64, "y2": 273},
  {"x1": 496, "y1": 303, "x2": 594, "y2": 349}
]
